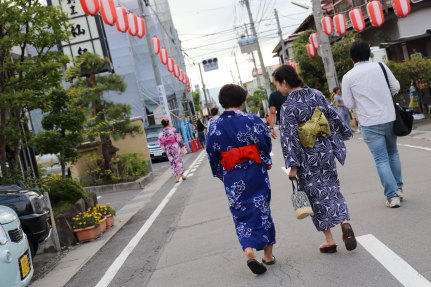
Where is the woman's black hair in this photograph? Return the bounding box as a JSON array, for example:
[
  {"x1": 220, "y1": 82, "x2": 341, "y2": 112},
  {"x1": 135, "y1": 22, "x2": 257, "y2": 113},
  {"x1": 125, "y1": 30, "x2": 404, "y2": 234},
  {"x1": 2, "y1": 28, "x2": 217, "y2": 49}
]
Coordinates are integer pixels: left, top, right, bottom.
[
  {"x1": 272, "y1": 65, "x2": 303, "y2": 88},
  {"x1": 333, "y1": 87, "x2": 340, "y2": 93},
  {"x1": 218, "y1": 84, "x2": 248, "y2": 109},
  {"x1": 210, "y1": 107, "x2": 219, "y2": 116},
  {"x1": 350, "y1": 41, "x2": 371, "y2": 63},
  {"x1": 161, "y1": 119, "x2": 169, "y2": 127}
]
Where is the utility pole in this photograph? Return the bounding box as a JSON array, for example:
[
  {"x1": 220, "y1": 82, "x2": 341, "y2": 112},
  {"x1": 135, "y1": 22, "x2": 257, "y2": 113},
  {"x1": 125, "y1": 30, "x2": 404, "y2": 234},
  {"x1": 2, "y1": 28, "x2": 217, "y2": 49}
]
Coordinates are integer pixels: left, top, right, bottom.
[
  {"x1": 197, "y1": 62, "x2": 211, "y2": 115},
  {"x1": 233, "y1": 52, "x2": 243, "y2": 86},
  {"x1": 244, "y1": 24, "x2": 261, "y2": 87},
  {"x1": 242, "y1": 0, "x2": 272, "y2": 98},
  {"x1": 274, "y1": 8, "x2": 288, "y2": 64},
  {"x1": 139, "y1": 3, "x2": 171, "y2": 122},
  {"x1": 311, "y1": 0, "x2": 338, "y2": 91},
  {"x1": 230, "y1": 70, "x2": 235, "y2": 84}
]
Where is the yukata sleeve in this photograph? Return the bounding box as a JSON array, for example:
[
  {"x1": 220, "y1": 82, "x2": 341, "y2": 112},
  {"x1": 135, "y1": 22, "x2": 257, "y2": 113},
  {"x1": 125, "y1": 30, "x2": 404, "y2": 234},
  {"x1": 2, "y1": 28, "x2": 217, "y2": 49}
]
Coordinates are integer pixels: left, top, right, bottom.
[
  {"x1": 205, "y1": 122, "x2": 223, "y2": 181},
  {"x1": 252, "y1": 115, "x2": 272, "y2": 166},
  {"x1": 320, "y1": 92, "x2": 352, "y2": 141},
  {"x1": 280, "y1": 104, "x2": 302, "y2": 169},
  {"x1": 158, "y1": 133, "x2": 167, "y2": 153}
]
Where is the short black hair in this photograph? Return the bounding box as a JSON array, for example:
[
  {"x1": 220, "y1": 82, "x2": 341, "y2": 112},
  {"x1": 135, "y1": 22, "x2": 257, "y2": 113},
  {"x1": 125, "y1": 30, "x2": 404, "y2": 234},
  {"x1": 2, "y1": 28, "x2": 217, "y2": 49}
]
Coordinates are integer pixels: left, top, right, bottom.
[
  {"x1": 272, "y1": 65, "x2": 303, "y2": 88},
  {"x1": 333, "y1": 87, "x2": 340, "y2": 93},
  {"x1": 161, "y1": 119, "x2": 169, "y2": 127},
  {"x1": 218, "y1": 84, "x2": 247, "y2": 109},
  {"x1": 210, "y1": 107, "x2": 219, "y2": 116},
  {"x1": 350, "y1": 41, "x2": 371, "y2": 63}
]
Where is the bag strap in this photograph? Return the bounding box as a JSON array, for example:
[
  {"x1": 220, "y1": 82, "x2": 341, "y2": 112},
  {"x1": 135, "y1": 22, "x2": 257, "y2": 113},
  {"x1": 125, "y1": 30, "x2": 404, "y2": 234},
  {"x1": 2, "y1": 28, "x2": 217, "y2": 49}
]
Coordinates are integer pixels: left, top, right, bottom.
[
  {"x1": 290, "y1": 177, "x2": 298, "y2": 192},
  {"x1": 379, "y1": 62, "x2": 395, "y2": 99}
]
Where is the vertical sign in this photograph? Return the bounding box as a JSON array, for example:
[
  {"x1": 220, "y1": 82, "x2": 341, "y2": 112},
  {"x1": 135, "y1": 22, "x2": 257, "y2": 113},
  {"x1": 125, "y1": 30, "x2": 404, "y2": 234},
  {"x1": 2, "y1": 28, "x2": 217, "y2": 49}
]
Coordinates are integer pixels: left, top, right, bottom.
[
  {"x1": 157, "y1": 85, "x2": 171, "y2": 122},
  {"x1": 49, "y1": 0, "x2": 112, "y2": 66}
]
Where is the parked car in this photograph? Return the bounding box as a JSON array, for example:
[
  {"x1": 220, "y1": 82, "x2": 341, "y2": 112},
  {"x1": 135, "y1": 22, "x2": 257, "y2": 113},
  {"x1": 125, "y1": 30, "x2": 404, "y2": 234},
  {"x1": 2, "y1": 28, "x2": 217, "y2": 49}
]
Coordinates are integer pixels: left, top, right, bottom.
[
  {"x1": 0, "y1": 205, "x2": 33, "y2": 287},
  {"x1": 0, "y1": 184, "x2": 53, "y2": 257},
  {"x1": 145, "y1": 125, "x2": 168, "y2": 161}
]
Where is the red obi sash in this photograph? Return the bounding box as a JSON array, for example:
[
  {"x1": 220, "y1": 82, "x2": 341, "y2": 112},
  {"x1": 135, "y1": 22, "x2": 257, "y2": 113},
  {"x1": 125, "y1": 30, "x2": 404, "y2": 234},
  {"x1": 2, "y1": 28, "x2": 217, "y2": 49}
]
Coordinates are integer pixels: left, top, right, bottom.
[{"x1": 220, "y1": 144, "x2": 262, "y2": 172}]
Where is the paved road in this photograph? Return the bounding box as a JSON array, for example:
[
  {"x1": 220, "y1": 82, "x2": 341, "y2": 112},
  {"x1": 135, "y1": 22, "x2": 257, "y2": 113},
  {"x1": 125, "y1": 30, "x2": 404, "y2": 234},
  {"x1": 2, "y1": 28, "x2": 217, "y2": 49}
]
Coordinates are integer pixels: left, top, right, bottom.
[{"x1": 65, "y1": 133, "x2": 431, "y2": 287}]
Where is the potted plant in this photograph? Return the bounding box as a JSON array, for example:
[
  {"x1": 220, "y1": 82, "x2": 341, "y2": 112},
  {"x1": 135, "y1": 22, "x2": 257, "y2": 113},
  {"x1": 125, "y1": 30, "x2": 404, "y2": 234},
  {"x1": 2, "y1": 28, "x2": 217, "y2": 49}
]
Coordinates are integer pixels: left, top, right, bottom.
[
  {"x1": 88, "y1": 206, "x2": 106, "y2": 234},
  {"x1": 96, "y1": 203, "x2": 116, "y2": 229},
  {"x1": 72, "y1": 211, "x2": 101, "y2": 243}
]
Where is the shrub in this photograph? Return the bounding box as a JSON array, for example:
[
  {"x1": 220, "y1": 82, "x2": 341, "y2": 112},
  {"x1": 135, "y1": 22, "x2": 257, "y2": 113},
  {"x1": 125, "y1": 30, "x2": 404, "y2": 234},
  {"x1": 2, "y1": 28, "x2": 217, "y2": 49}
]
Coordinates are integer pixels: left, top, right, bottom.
[{"x1": 43, "y1": 175, "x2": 87, "y2": 205}]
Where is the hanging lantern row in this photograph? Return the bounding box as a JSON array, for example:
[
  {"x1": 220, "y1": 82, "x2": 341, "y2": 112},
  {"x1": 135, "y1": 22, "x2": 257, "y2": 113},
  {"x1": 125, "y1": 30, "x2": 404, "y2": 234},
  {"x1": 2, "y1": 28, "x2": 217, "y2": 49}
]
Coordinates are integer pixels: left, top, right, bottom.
[
  {"x1": 306, "y1": 43, "x2": 317, "y2": 58},
  {"x1": 287, "y1": 59, "x2": 300, "y2": 73},
  {"x1": 79, "y1": 0, "x2": 191, "y2": 91},
  {"x1": 152, "y1": 37, "x2": 191, "y2": 90},
  {"x1": 320, "y1": 0, "x2": 410, "y2": 35}
]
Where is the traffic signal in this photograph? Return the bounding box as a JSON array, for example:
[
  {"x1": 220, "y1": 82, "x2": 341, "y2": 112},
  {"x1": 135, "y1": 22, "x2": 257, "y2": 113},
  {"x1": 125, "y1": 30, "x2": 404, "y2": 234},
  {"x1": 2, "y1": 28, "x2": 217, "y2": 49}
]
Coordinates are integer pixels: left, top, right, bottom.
[{"x1": 202, "y1": 58, "x2": 218, "y2": 72}]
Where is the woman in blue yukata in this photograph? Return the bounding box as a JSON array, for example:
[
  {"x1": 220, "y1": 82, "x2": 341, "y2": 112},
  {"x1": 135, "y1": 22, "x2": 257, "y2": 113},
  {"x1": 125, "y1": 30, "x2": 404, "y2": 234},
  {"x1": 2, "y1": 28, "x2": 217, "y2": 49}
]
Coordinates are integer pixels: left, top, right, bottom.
[
  {"x1": 206, "y1": 84, "x2": 276, "y2": 275},
  {"x1": 272, "y1": 65, "x2": 357, "y2": 254}
]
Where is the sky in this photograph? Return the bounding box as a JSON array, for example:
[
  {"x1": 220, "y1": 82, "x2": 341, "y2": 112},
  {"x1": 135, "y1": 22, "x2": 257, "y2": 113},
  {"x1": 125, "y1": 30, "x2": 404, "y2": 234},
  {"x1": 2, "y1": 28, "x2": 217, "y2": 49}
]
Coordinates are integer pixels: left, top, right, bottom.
[{"x1": 167, "y1": 0, "x2": 312, "y2": 94}]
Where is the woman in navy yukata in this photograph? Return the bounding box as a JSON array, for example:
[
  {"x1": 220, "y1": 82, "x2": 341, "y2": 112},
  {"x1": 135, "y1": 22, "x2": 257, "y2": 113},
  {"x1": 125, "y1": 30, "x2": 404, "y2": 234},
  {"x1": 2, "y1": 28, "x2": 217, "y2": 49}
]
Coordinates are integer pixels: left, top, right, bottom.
[
  {"x1": 272, "y1": 65, "x2": 357, "y2": 254},
  {"x1": 206, "y1": 84, "x2": 276, "y2": 275}
]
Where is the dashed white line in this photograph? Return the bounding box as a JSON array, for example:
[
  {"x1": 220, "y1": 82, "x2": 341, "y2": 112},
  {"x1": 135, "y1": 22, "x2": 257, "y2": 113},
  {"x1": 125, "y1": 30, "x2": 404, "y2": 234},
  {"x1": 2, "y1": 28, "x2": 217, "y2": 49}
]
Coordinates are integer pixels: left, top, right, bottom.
[
  {"x1": 97, "y1": 196, "x2": 102, "y2": 200},
  {"x1": 357, "y1": 234, "x2": 431, "y2": 287},
  {"x1": 95, "y1": 150, "x2": 206, "y2": 287},
  {"x1": 188, "y1": 173, "x2": 194, "y2": 177},
  {"x1": 270, "y1": 152, "x2": 275, "y2": 156},
  {"x1": 397, "y1": 143, "x2": 431, "y2": 152}
]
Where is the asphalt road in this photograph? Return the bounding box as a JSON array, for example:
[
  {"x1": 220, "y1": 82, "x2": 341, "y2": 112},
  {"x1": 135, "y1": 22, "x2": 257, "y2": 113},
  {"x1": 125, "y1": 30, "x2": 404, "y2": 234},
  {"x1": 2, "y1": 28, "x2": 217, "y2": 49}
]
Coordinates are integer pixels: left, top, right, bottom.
[{"x1": 65, "y1": 133, "x2": 431, "y2": 287}]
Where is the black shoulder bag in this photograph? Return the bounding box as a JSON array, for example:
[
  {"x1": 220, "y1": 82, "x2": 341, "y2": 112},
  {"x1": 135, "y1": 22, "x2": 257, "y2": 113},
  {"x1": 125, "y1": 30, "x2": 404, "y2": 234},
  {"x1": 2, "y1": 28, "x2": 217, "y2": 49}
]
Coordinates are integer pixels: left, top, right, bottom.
[{"x1": 378, "y1": 62, "x2": 413, "y2": 136}]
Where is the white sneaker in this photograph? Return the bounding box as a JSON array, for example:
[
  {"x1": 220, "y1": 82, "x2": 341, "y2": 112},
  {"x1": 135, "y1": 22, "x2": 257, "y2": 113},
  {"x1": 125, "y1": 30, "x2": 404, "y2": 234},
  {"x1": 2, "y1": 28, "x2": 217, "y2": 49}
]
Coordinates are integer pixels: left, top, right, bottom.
[
  {"x1": 396, "y1": 188, "x2": 404, "y2": 201},
  {"x1": 386, "y1": 197, "x2": 401, "y2": 208}
]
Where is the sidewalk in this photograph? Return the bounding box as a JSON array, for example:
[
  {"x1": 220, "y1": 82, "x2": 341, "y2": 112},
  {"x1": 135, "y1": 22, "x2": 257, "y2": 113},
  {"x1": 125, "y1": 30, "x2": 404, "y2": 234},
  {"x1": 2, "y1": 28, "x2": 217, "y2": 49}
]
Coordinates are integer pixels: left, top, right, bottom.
[
  {"x1": 30, "y1": 153, "x2": 198, "y2": 287},
  {"x1": 410, "y1": 116, "x2": 431, "y2": 141}
]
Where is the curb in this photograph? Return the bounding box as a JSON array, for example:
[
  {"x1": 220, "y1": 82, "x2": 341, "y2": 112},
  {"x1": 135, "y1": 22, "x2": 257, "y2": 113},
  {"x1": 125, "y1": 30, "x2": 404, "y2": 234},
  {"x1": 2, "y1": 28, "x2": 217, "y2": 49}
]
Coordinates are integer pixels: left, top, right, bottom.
[{"x1": 83, "y1": 173, "x2": 154, "y2": 195}]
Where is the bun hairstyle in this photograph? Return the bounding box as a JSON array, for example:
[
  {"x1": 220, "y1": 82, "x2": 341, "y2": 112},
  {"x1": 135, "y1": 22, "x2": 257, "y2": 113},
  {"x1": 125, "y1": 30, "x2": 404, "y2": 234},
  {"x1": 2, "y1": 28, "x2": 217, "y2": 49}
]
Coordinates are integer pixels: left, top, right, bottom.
[
  {"x1": 161, "y1": 117, "x2": 169, "y2": 127},
  {"x1": 272, "y1": 65, "x2": 303, "y2": 88}
]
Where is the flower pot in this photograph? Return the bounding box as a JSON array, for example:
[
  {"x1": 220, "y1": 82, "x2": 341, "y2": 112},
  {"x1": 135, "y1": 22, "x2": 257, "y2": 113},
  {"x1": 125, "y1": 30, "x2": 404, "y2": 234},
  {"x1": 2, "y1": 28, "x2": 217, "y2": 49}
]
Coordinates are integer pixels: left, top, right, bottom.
[
  {"x1": 106, "y1": 214, "x2": 114, "y2": 228},
  {"x1": 99, "y1": 217, "x2": 107, "y2": 233},
  {"x1": 74, "y1": 226, "x2": 99, "y2": 243}
]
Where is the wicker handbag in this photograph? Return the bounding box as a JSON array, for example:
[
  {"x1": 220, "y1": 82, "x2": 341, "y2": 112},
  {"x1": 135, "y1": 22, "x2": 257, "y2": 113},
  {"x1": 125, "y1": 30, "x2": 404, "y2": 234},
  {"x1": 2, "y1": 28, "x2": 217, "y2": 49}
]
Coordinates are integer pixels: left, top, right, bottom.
[{"x1": 290, "y1": 178, "x2": 314, "y2": 220}]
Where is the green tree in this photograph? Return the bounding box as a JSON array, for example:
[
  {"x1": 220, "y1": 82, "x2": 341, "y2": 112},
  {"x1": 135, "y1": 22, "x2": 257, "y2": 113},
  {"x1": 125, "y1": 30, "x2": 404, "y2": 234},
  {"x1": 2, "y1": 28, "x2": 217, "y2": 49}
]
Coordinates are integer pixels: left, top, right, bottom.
[
  {"x1": 66, "y1": 53, "x2": 140, "y2": 173},
  {"x1": 332, "y1": 32, "x2": 360, "y2": 81},
  {"x1": 387, "y1": 53, "x2": 431, "y2": 90},
  {"x1": 0, "y1": 0, "x2": 70, "y2": 176},
  {"x1": 293, "y1": 30, "x2": 327, "y2": 93},
  {"x1": 31, "y1": 88, "x2": 86, "y2": 178},
  {"x1": 246, "y1": 86, "x2": 267, "y2": 114},
  {"x1": 192, "y1": 91, "x2": 202, "y2": 115}
]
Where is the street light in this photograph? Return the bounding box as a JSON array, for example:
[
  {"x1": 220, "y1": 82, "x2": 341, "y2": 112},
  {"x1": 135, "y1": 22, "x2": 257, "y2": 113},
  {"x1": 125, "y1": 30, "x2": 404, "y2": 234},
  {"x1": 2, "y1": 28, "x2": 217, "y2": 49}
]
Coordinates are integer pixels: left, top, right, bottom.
[{"x1": 291, "y1": 1, "x2": 310, "y2": 10}]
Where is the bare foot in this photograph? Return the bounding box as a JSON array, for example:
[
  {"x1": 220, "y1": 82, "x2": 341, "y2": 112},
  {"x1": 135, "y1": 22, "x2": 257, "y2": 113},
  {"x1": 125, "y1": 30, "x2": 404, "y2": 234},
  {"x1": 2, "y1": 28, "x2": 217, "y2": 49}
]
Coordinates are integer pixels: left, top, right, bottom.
[
  {"x1": 320, "y1": 241, "x2": 337, "y2": 248},
  {"x1": 244, "y1": 248, "x2": 256, "y2": 260}
]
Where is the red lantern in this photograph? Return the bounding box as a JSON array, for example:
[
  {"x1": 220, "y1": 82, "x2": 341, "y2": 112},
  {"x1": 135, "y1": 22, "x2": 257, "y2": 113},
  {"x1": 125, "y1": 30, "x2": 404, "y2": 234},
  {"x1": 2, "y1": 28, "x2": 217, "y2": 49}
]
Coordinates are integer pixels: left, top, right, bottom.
[
  {"x1": 349, "y1": 8, "x2": 365, "y2": 32},
  {"x1": 178, "y1": 70, "x2": 184, "y2": 82},
  {"x1": 392, "y1": 0, "x2": 411, "y2": 18},
  {"x1": 182, "y1": 72, "x2": 187, "y2": 84},
  {"x1": 115, "y1": 7, "x2": 128, "y2": 33},
  {"x1": 367, "y1": 1, "x2": 385, "y2": 27},
  {"x1": 306, "y1": 43, "x2": 317, "y2": 58},
  {"x1": 136, "y1": 17, "x2": 146, "y2": 38},
  {"x1": 186, "y1": 75, "x2": 190, "y2": 85},
  {"x1": 127, "y1": 12, "x2": 138, "y2": 36},
  {"x1": 186, "y1": 85, "x2": 191, "y2": 93},
  {"x1": 173, "y1": 64, "x2": 180, "y2": 78},
  {"x1": 321, "y1": 16, "x2": 333, "y2": 36},
  {"x1": 333, "y1": 14, "x2": 346, "y2": 35},
  {"x1": 99, "y1": 0, "x2": 117, "y2": 26},
  {"x1": 159, "y1": 48, "x2": 169, "y2": 65},
  {"x1": 152, "y1": 37, "x2": 161, "y2": 55},
  {"x1": 167, "y1": 57, "x2": 175, "y2": 72},
  {"x1": 79, "y1": 0, "x2": 99, "y2": 16},
  {"x1": 309, "y1": 32, "x2": 319, "y2": 49}
]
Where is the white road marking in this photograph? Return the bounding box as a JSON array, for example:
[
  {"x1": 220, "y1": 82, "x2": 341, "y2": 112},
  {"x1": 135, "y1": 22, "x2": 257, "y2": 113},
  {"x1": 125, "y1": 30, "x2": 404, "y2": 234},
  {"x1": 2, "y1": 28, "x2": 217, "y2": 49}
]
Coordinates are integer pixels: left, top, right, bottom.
[
  {"x1": 97, "y1": 196, "x2": 102, "y2": 200},
  {"x1": 188, "y1": 173, "x2": 194, "y2": 177},
  {"x1": 95, "y1": 151, "x2": 206, "y2": 287},
  {"x1": 397, "y1": 144, "x2": 431, "y2": 152},
  {"x1": 270, "y1": 152, "x2": 275, "y2": 156},
  {"x1": 357, "y1": 234, "x2": 431, "y2": 287}
]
